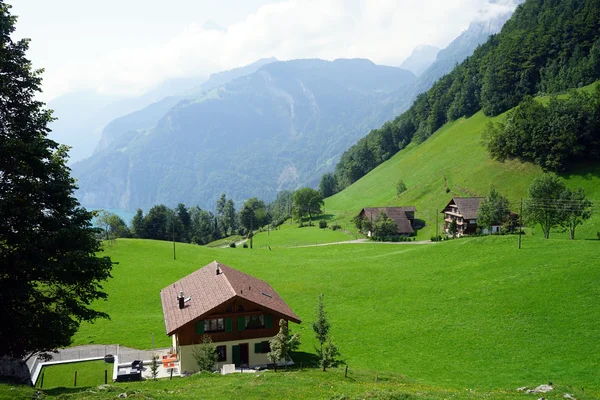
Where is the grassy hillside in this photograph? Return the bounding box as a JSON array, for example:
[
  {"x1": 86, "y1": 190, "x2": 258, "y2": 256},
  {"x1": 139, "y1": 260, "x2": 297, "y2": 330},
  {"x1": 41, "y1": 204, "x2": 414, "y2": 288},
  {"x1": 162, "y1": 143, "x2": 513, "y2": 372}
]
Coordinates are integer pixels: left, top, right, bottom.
[
  {"x1": 251, "y1": 219, "x2": 356, "y2": 248},
  {"x1": 70, "y1": 236, "x2": 600, "y2": 393},
  {"x1": 325, "y1": 83, "x2": 600, "y2": 240}
]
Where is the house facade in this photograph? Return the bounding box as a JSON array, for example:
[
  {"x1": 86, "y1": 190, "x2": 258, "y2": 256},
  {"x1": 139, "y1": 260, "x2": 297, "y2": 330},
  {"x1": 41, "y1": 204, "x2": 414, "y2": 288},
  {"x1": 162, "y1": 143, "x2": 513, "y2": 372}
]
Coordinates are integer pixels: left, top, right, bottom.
[
  {"x1": 440, "y1": 197, "x2": 484, "y2": 236},
  {"x1": 358, "y1": 206, "x2": 416, "y2": 236},
  {"x1": 160, "y1": 261, "x2": 301, "y2": 373}
]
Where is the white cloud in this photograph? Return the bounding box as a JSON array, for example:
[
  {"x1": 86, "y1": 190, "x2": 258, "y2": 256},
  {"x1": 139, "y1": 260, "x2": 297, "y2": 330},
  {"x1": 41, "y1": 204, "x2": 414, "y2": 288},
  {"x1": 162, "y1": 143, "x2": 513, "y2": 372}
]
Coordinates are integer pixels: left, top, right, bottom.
[{"x1": 41, "y1": 0, "x2": 517, "y2": 100}]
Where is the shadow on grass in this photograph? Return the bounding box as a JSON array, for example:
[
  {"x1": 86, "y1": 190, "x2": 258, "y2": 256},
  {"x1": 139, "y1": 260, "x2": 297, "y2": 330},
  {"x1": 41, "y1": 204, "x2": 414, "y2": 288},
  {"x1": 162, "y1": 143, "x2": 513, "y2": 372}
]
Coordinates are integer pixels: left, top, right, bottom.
[
  {"x1": 42, "y1": 386, "x2": 92, "y2": 396},
  {"x1": 413, "y1": 218, "x2": 427, "y2": 230},
  {"x1": 290, "y1": 351, "x2": 320, "y2": 368}
]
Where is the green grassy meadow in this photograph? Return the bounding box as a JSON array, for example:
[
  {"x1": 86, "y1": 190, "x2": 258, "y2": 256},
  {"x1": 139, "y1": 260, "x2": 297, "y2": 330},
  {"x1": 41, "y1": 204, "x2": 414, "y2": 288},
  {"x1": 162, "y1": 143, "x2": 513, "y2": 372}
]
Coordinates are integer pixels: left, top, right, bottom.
[
  {"x1": 325, "y1": 83, "x2": 600, "y2": 240},
  {"x1": 35, "y1": 361, "x2": 110, "y2": 389},
  {"x1": 4, "y1": 368, "x2": 595, "y2": 400},
  {"x1": 71, "y1": 236, "x2": 600, "y2": 395},
  {"x1": 252, "y1": 219, "x2": 355, "y2": 248}
]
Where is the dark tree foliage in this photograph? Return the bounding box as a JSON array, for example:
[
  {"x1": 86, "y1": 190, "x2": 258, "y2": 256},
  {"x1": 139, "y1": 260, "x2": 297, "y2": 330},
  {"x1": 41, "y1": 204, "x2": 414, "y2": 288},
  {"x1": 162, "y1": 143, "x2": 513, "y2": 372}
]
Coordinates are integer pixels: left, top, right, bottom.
[
  {"x1": 484, "y1": 88, "x2": 600, "y2": 171},
  {"x1": 267, "y1": 190, "x2": 293, "y2": 227},
  {"x1": 239, "y1": 198, "x2": 270, "y2": 233},
  {"x1": 131, "y1": 208, "x2": 147, "y2": 238},
  {"x1": 331, "y1": 0, "x2": 600, "y2": 190},
  {"x1": 319, "y1": 173, "x2": 338, "y2": 198},
  {"x1": 0, "y1": 1, "x2": 113, "y2": 361}
]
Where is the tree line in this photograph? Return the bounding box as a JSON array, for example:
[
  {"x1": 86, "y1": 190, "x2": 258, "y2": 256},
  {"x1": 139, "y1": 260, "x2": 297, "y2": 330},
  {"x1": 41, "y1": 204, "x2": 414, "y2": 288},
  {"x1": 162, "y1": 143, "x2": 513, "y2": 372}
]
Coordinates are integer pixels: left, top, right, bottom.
[
  {"x1": 96, "y1": 187, "x2": 326, "y2": 244},
  {"x1": 483, "y1": 87, "x2": 600, "y2": 171},
  {"x1": 322, "y1": 0, "x2": 600, "y2": 194}
]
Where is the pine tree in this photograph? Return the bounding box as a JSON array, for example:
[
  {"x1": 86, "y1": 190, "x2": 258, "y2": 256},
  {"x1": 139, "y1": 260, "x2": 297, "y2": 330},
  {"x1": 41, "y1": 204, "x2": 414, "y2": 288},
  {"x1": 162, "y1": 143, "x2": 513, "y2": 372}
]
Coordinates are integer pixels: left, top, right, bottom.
[
  {"x1": 0, "y1": 1, "x2": 113, "y2": 380},
  {"x1": 312, "y1": 294, "x2": 340, "y2": 371}
]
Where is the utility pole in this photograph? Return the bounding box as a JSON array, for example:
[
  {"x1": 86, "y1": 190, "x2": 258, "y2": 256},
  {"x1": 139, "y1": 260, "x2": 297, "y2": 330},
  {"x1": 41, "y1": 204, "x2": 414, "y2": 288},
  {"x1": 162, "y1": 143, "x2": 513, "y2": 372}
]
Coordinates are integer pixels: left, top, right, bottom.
[
  {"x1": 518, "y1": 198, "x2": 523, "y2": 249},
  {"x1": 250, "y1": 214, "x2": 253, "y2": 249}
]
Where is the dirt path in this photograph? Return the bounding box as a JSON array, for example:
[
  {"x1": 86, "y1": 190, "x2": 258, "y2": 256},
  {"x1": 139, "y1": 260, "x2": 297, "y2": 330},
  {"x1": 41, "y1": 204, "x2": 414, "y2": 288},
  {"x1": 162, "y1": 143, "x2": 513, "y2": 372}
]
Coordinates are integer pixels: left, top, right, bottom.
[{"x1": 296, "y1": 239, "x2": 435, "y2": 247}]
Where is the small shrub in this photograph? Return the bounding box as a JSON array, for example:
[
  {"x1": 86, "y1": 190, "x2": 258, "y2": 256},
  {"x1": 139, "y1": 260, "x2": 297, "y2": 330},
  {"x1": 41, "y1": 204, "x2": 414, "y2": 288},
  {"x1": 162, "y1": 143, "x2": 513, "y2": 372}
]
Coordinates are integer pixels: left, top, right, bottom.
[
  {"x1": 319, "y1": 220, "x2": 327, "y2": 229},
  {"x1": 331, "y1": 224, "x2": 341, "y2": 231},
  {"x1": 445, "y1": 187, "x2": 451, "y2": 193},
  {"x1": 430, "y1": 235, "x2": 443, "y2": 242},
  {"x1": 242, "y1": 242, "x2": 248, "y2": 248},
  {"x1": 229, "y1": 242, "x2": 236, "y2": 248},
  {"x1": 597, "y1": 231, "x2": 600, "y2": 240},
  {"x1": 396, "y1": 180, "x2": 407, "y2": 197}
]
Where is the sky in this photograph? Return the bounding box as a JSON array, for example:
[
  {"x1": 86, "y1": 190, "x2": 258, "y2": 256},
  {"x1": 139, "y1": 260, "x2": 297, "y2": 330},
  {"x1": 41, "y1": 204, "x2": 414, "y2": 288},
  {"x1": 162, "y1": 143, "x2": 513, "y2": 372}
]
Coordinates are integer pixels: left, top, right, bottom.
[{"x1": 9, "y1": 0, "x2": 519, "y2": 102}]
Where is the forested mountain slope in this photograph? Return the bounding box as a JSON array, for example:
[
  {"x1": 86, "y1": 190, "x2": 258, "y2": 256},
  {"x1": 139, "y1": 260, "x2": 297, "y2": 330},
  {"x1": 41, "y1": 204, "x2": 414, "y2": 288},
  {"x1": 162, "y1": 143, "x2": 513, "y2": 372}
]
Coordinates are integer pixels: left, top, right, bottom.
[{"x1": 332, "y1": 0, "x2": 600, "y2": 190}]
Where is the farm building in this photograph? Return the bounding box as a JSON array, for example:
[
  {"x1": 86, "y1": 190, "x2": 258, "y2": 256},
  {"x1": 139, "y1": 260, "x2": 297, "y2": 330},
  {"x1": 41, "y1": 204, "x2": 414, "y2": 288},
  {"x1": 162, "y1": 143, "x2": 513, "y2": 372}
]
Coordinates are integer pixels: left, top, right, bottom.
[
  {"x1": 357, "y1": 206, "x2": 416, "y2": 236},
  {"x1": 441, "y1": 197, "x2": 485, "y2": 236},
  {"x1": 160, "y1": 261, "x2": 301, "y2": 373}
]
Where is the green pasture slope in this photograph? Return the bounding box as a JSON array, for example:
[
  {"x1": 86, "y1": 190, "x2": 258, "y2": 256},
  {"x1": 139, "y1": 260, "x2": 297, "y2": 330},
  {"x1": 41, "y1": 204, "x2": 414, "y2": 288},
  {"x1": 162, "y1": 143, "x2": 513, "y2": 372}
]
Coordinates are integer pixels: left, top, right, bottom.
[
  {"x1": 66, "y1": 236, "x2": 600, "y2": 396},
  {"x1": 325, "y1": 83, "x2": 600, "y2": 240},
  {"x1": 35, "y1": 360, "x2": 109, "y2": 389},
  {"x1": 251, "y1": 219, "x2": 355, "y2": 248}
]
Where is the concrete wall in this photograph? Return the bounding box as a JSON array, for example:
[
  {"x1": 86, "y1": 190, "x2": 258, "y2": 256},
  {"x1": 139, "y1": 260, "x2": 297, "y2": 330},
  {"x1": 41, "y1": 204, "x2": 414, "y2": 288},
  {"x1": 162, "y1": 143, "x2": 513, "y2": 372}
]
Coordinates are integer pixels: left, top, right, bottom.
[{"x1": 178, "y1": 336, "x2": 275, "y2": 373}]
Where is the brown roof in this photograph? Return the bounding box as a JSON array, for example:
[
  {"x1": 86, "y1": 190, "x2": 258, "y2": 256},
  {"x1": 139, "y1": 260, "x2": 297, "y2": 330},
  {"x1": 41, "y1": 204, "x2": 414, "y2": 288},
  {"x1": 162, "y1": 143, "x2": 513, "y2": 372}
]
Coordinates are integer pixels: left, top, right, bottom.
[
  {"x1": 441, "y1": 198, "x2": 483, "y2": 219},
  {"x1": 160, "y1": 261, "x2": 301, "y2": 335},
  {"x1": 359, "y1": 207, "x2": 415, "y2": 234}
]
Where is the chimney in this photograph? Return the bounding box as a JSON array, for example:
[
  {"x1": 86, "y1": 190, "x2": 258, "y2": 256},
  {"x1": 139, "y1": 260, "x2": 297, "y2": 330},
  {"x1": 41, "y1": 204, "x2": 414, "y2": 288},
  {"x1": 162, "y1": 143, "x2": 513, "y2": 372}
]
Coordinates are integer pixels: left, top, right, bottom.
[
  {"x1": 216, "y1": 264, "x2": 221, "y2": 275},
  {"x1": 178, "y1": 291, "x2": 184, "y2": 309}
]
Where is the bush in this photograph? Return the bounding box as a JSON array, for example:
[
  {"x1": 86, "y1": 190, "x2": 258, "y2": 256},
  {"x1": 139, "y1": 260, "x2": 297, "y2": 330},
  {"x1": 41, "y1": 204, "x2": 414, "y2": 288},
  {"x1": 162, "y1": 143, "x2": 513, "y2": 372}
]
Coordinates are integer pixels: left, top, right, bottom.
[
  {"x1": 430, "y1": 235, "x2": 443, "y2": 242},
  {"x1": 319, "y1": 220, "x2": 327, "y2": 229},
  {"x1": 597, "y1": 232, "x2": 600, "y2": 240},
  {"x1": 243, "y1": 242, "x2": 248, "y2": 248},
  {"x1": 229, "y1": 242, "x2": 236, "y2": 248},
  {"x1": 330, "y1": 224, "x2": 341, "y2": 231}
]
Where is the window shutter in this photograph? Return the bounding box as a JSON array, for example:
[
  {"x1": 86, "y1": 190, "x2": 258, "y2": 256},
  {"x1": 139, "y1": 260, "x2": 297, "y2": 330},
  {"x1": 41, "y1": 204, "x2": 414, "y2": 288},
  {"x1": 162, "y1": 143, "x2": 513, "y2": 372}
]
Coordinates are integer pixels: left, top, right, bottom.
[
  {"x1": 225, "y1": 318, "x2": 233, "y2": 332},
  {"x1": 265, "y1": 314, "x2": 273, "y2": 328},
  {"x1": 237, "y1": 316, "x2": 246, "y2": 331},
  {"x1": 195, "y1": 320, "x2": 204, "y2": 335},
  {"x1": 254, "y1": 342, "x2": 262, "y2": 353}
]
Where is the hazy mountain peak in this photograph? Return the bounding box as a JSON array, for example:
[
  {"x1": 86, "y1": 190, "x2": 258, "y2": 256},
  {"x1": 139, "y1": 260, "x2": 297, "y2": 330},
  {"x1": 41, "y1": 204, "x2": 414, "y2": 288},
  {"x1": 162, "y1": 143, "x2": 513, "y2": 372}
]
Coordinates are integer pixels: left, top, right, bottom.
[{"x1": 400, "y1": 45, "x2": 440, "y2": 76}]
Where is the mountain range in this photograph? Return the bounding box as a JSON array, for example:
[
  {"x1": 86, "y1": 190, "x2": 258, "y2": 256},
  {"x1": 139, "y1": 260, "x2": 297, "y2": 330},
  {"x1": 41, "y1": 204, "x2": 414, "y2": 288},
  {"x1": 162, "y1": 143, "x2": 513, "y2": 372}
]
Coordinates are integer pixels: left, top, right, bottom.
[{"x1": 70, "y1": 5, "x2": 520, "y2": 212}]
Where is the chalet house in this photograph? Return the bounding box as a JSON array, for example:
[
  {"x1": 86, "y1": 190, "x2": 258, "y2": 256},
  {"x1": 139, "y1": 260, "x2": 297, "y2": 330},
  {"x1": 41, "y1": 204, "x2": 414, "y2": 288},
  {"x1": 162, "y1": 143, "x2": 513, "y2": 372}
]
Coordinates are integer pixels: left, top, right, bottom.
[
  {"x1": 358, "y1": 207, "x2": 416, "y2": 236},
  {"x1": 441, "y1": 197, "x2": 485, "y2": 236},
  {"x1": 160, "y1": 261, "x2": 301, "y2": 373}
]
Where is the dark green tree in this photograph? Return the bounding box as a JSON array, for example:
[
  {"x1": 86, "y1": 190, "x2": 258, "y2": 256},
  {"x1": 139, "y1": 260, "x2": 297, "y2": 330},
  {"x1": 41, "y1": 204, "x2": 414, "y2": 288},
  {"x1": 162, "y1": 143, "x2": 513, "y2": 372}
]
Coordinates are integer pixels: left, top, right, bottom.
[
  {"x1": 144, "y1": 204, "x2": 171, "y2": 240},
  {"x1": 176, "y1": 203, "x2": 191, "y2": 242},
  {"x1": 131, "y1": 208, "x2": 146, "y2": 238},
  {"x1": 191, "y1": 335, "x2": 218, "y2": 372},
  {"x1": 97, "y1": 210, "x2": 130, "y2": 240},
  {"x1": 477, "y1": 186, "x2": 511, "y2": 233},
  {"x1": 373, "y1": 212, "x2": 398, "y2": 240},
  {"x1": 319, "y1": 173, "x2": 338, "y2": 198},
  {"x1": 239, "y1": 198, "x2": 269, "y2": 233},
  {"x1": 526, "y1": 174, "x2": 567, "y2": 239},
  {"x1": 0, "y1": 0, "x2": 113, "y2": 376},
  {"x1": 292, "y1": 187, "x2": 324, "y2": 225},
  {"x1": 396, "y1": 180, "x2": 407, "y2": 197},
  {"x1": 559, "y1": 188, "x2": 592, "y2": 240}
]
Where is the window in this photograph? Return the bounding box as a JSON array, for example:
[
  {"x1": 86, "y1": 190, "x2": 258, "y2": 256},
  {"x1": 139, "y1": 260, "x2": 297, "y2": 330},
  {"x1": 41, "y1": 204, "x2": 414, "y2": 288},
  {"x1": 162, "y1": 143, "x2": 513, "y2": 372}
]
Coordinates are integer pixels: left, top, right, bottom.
[
  {"x1": 237, "y1": 305, "x2": 244, "y2": 312},
  {"x1": 204, "y1": 318, "x2": 225, "y2": 332},
  {"x1": 216, "y1": 345, "x2": 227, "y2": 362},
  {"x1": 225, "y1": 305, "x2": 233, "y2": 313},
  {"x1": 245, "y1": 314, "x2": 265, "y2": 329},
  {"x1": 254, "y1": 341, "x2": 270, "y2": 354}
]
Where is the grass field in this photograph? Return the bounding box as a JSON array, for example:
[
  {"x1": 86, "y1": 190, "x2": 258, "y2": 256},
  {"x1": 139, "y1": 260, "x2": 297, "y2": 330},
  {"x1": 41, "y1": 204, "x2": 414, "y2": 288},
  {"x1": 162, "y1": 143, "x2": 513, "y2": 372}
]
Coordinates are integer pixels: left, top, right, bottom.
[
  {"x1": 3, "y1": 368, "x2": 595, "y2": 400},
  {"x1": 251, "y1": 219, "x2": 356, "y2": 248},
  {"x1": 72, "y1": 236, "x2": 600, "y2": 394},
  {"x1": 205, "y1": 235, "x2": 244, "y2": 248},
  {"x1": 325, "y1": 83, "x2": 600, "y2": 241},
  {"x1": 35, "y1": 360, "x2": 110, "y2": 389}
]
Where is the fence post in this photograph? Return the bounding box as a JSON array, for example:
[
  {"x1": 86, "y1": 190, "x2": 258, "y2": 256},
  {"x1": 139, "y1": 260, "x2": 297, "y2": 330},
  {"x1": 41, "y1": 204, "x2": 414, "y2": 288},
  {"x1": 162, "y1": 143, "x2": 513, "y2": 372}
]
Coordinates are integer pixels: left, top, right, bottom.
[
  {"x1": 105, "y1": 369, "x2": 108, "y2": 384},
  {"x1": 344, "y1": 365, "x2": 348, "y2": 378},
  {"x1": 170, "y1": 368, "x2": 173, "y2": 380},
  {"x1": 74, "y1": 371, "x2": 77, "y2": 387},
  {"x1": 40, "y1": 373, "x2": 44, "y2": 389}
]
